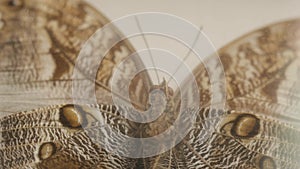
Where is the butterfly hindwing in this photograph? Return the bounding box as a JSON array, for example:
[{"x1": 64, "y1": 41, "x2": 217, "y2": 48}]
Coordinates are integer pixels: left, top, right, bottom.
[
  {"x1": 0, "y1": 0, "x2": 152, "y2": 168},
  {"x1": 1, "y1": 0, "x2": 300, "y2": 168},
  {"x1": 145, "y1": 19, "x2": 300, "y2": 169}
]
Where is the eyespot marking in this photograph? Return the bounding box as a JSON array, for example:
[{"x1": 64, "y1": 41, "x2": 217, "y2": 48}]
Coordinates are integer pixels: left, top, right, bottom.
[
  {"x1": 259, "y1": 156, "x2": 276, "y2": 169},
  {"x1": 231, "y1": 114, "x2": 260, "y2": 138},
  {"x1": 38, "y1": 142, "x2": 56, "y2": 160},
  {"x1": 0, "y1": 13, "x2": 4, "y2": 30},
  {"x1": 59, "y1": 104, "x2": 87, "y2": 128},
  {"x1": 8, "y1": 0, "x2": 23, "y2": 7}
]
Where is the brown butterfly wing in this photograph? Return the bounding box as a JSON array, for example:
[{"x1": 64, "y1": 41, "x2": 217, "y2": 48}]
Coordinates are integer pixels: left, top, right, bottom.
[
  {"x1": 0, "y1": 0, "x2": 151, "y2": 168},
  {"x1": 0, "y1": 0, "x2": 151, "y2": 116},
  {"x1": 145, "y1": 19, "x2": 300, "y2": 168},
  {"x1": 220, "y1": 19, "x2": 300, "y2": 119},
  {"x1": 0, "y1": 104, "x2": 139, "y2": 169}
]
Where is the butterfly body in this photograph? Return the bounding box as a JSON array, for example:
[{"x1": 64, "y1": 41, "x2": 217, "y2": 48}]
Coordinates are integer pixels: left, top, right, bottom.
[
  {"x1": 0, "y1": 0, "x2": 300, "y2": 169},
  {"x1": 2, "y1": 103, "x2": 299, "y2": 168}
]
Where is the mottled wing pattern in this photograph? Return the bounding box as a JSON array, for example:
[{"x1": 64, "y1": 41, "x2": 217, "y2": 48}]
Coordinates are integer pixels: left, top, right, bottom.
[
  {"x1": 1, "y1": 0, "x2": 300, "y2": 168},
  {"x1": 0, "y1": 0, "x2": 152, "y2": 168},
  {"x1": 0, "y1": 104, "x2": 139, "y2": 169},
  {"x1": 220, "y1": 20, "x2": 300, "y2": 120},
  {"x1": 0, "y1": 0, "x2": 151, "y2": 116},
  {"x1": 145, "y1": 19, "x2": 300, "y2": 168}
]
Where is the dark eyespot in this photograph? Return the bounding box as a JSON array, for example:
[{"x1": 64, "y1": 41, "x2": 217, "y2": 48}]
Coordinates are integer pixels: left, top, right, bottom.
[
  {"x1": 38, "y1": 142, "x2": 56, "y2": 160},
  {"x1": 259, "y1": 156, "x2": 276, "y2": 169},
  {"x1": 59, "y1": 104, "x2": 87, "y2": 128},
  {"x1": 231, "y1": 114, "x2": 260, "y2": 139},
  {"x1": 8, "y1": 0, "x2": 23, "y2": 7}
]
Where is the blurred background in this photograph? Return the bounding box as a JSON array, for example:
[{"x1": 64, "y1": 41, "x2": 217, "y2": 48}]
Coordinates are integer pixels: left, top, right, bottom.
[
  {"x1": 87, "y1": 0, "x2": 300, "y2": 49},
  {"x1": 85, "y1": 0, "x2": 300, "y2": 86}
]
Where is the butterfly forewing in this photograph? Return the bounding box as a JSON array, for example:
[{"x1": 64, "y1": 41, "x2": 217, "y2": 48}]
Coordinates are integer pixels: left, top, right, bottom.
[
  {"x1": 0, "y1": 0, "x2": 151, "y2": 116},
  {"x1": 0, "y1": 0, "x2": 152, "y2": 168},
  {"x1": 145, "y1": 19, "x2": 300, "y2": 169},
  {"x1": 1, "y1": 0, "x2": 300, "y2": 168}
]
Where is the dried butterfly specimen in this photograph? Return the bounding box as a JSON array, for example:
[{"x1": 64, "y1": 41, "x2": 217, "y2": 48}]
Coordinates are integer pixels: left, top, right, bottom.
[
  {"x1": 0, "y1": 0, "x2": 151, "y2": 116},
  {"x1": 0, "y1": 0, "x2": 300, "y2": 169},
  {"x1": 146, "y1": 19, "x2": 300, "y2": 169},
  {"x1": 0, "y1": 0, "x2": 151, "y2": 168}
]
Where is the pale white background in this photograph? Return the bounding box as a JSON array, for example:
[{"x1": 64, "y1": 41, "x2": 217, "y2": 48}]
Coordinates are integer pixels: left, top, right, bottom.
[
  {"x1": 87, "y1": 0, "x2": 300, "y2": 49},
  {"x1": 86, "y1": 0, "x2": 300, "y2": 85}
]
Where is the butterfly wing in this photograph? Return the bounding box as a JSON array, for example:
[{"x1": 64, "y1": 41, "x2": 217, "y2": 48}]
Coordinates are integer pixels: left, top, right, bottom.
[
  {"x1": 219, "y1": 19, "x2": 300, "y2": 120},
  {"x1": 0, "y1": 0, "x2": 152, "y2": 168},
  {"x1": 0, "y1": 104, "x2": 139, "y2": 169},
  {"x1": 145, "y1": 19, "x2": 300, "y2": 168},
  {"x1": 0, "y1": 0, "x2": 151, "y2": 116}
]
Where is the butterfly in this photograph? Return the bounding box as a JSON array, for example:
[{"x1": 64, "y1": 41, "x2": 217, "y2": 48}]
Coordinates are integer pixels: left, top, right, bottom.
[{"x1": 0, "y1": 0, "x2": 300, "y2": 169}]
